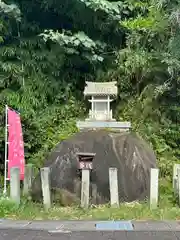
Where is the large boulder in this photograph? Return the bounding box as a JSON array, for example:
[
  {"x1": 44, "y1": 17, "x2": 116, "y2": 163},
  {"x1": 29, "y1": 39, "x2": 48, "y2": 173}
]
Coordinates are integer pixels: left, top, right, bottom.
[{"x1": 31, "y1": 130, "x2": 157, "y2": 205}]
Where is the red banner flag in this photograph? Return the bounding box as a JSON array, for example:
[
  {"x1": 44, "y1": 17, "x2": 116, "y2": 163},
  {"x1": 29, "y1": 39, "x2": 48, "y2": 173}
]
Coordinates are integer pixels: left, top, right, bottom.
[{"x1": 7, "y1": 108, "x2": 25, "y2": 180}]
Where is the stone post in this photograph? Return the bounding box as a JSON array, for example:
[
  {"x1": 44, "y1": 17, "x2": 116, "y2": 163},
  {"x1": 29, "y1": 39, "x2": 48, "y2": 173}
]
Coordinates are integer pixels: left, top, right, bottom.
[
  {"x1": 81, "y1": 169, "x2": 90, "y2": 208},
  {"x1": 150, "y1": 168, "x2": 159, "y2": 209},
  {"x1": 173, "y1": 164, "x2": 180, "y2": 195},
  {"x1": 177, "y1": 168, "x2": 180, "y2": 206},
  {"x1": 23, "y1": 164, "x2": 34, "y2": 196},
  {"x1": 40, "y1": 167, "x2": 51, "y2": 210},
  {"x1": 109, "y1": 167, "x2": 119, "y2": 207},
  {"x1": 10, "y1": 167, "x2": 20, "y2": 205}
]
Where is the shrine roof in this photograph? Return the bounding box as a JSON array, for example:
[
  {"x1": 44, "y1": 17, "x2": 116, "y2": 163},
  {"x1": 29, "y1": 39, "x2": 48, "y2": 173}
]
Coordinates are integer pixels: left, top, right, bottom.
[
  {"x1": 83, "y1": 81, "x2": 118, "y2": 96},
  {"x1": 76, "y1": 152, "x2": 96, "y2": 156}
]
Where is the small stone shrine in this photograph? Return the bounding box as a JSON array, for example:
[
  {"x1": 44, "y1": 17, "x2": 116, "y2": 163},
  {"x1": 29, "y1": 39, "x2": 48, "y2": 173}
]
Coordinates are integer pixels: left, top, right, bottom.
[
  {"x1": 31, "y1": 83, "x2": 157, "y2": 205},
  {"x1": 76, "y1": 81, "x2": 131, "y2": 131}
]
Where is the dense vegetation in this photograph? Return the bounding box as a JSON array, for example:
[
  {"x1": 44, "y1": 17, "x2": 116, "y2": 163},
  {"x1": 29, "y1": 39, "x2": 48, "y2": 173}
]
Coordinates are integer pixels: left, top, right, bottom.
[{"x1": 0, "y1": 0, "x2": 180, "y2": 177}]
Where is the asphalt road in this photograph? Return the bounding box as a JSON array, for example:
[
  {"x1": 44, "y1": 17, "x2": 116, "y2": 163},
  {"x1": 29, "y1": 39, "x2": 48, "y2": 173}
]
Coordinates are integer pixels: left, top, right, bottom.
[{"x1": 1, "y1": 229, "x2": 180, "y2": 240}]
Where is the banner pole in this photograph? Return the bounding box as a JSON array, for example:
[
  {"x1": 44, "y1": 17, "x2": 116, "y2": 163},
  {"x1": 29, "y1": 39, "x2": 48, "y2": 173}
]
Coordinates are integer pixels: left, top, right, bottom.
[{"x1": 3, "y1": 105, "x2": 8, "y2": 195}]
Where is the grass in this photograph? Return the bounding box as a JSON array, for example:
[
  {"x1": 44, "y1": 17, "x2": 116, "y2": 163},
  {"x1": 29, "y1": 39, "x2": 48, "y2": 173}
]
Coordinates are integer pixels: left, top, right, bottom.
[
  {"x1": 0, "y1": 198, "x2": 180, "y2": 221},
  {"x1": 0, "y1": 178, "x2": 180, "y2": 221}
]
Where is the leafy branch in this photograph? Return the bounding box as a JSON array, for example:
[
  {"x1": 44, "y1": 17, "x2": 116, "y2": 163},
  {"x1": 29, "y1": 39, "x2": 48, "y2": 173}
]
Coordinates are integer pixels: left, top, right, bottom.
[{"x1": 40, "y1": 30, "x2": 106, "y2": 62}]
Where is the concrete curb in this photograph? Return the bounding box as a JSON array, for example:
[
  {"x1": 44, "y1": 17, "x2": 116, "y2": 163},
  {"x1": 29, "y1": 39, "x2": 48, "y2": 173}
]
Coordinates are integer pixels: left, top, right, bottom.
[{"x1": 0, "y1": 220, "x2": 180, "y2": 231}]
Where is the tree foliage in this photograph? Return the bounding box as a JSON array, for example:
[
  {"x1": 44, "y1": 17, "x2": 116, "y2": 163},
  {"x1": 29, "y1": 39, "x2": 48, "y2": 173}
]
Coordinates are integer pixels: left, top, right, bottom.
[{"x1": 0, "y1": 0, "x2": 180, "y2": 177}]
